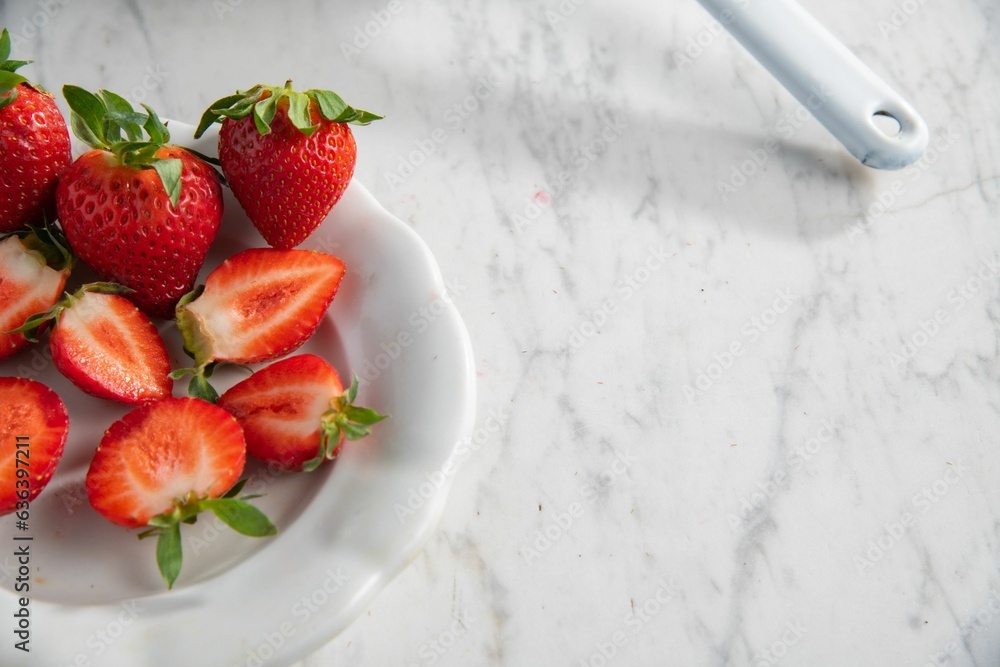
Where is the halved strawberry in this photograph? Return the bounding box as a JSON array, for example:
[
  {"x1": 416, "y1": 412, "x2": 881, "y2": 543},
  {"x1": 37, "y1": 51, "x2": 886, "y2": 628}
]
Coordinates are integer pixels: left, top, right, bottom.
[
  {"x1": 0, "y1": 377, "x2": 69, "y2": 514},
  {"x1": 218, "y1": 354, "x2": 387, "y2": 471},
  {"x1": 174, "y1": 248, "x2": 345, "y2": 398},
  {"x1": 86, "y1": 397, "x2": 275, "y2": 588},
  {"x1": 16, "y1": 283, "x2": 171, "y2": 405},
  {"x1": 0, "y1": 226, "x2": 74, "y2": 360}
]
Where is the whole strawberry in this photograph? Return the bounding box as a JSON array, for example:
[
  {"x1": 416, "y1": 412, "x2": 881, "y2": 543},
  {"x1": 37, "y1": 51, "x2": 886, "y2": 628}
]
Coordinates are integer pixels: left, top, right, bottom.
[
  {"x1": 86, "y1": 397, "x2": 276, "y2": 589},
  {"x1": 195, "y1": 81, "x2": 381, "y2": 249},
  {"x1": 56, "y1": 87, "x2": 223, "y2": 318},
  {"x1": 0, "y1": 28, "x2": 72, "y2": 232}
]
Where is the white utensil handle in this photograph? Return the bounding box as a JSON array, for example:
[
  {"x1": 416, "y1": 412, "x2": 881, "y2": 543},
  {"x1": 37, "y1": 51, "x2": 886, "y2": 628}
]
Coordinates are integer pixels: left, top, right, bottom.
[{"x1": 697, "y1": 0, "x2": 928, "y2": 169}]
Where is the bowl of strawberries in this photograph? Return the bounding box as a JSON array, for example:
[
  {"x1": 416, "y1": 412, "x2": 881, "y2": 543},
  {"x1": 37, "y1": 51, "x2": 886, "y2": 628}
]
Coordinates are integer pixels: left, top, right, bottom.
[{"x1": 0, "y1": 29, "x2": 475, "y2": 667}]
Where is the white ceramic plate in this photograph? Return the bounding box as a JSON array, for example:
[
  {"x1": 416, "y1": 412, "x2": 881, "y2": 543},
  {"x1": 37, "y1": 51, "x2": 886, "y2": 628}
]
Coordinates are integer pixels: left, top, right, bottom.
[{"x1": 0, "y1": 122, "x2": 475, "y2": 666}]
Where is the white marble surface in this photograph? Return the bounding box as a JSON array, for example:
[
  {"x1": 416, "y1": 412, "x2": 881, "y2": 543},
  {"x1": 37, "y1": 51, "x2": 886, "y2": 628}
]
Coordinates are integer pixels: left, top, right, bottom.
[{"x1": 4, "y1": 0, "x2": 1000, "y2": 664}]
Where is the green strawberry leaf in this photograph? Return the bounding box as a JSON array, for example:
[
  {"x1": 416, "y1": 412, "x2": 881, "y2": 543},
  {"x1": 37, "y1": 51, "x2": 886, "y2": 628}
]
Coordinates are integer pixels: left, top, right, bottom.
[
  {"x1": 4, "y1": 306, "x2": 61, "y2": 342},
  {"x1": 155, "y1": 523, "x2": 183, "y2": 590},
  {"x1": 187, "y1": 372, "x2": 219, "y2": 404},
  {"x1": 194, "y1": 93, "x2": 243, "y2": 138},
  {"x1": 0, "y1": 71, "x2": 26, "y2": 110},
  {"x1": 309, "y1": 89, "x2": 348, "y2": 121},
  {"x1": 63, "y1": 85, "x2": 110, "y2": 149},
  {"x1": 339, "y1": 421, "x2": 370, "y2": 441},
  {"x1": 142, "y1": 103, "x2": 170, "y2": 144},
  {"x1": 342, "y1": 404, "x2": 388, "y2": 426},
  {"x1": 0, "y1": 60, "x2": 30, "y2": 73},
  {"x1": 116, "y1": 141, "x2": 160, "y2": 166},
  {"x1": 101, "y1": 89, "x2": 146, "y2": 142},
  {"x1": 196, "y1": 82, "x2": 381, "y2": 139},
  {"x1": 307, "y1": 88, "x2": 384, "y2": 125},
  {"x1": 203, "y1": 498, "x2": 277, "y2": 537},
  {"x1": 0, "y1": 29, "x2": 32, "y2": 110},
  {"x1": 143, "y1": 485, "x2": 276, "y2": 590},
  {"x1": 64, "y1": 85, "x2": 189, "y2": 204},
  {"x1": 68, "y1": 110, "x2": 103, "y2": 149},
  {"x1": 151, "y1": 158, "x2": 183, "y2": 208},
  {"x1": 0, "y1": 28, "x2": 10, "y2": 63},
  {"x1": 302, "y1": 375, "x2": 389, "y2": 472},
  {"x1": 340, "y1": 109, "x2": 384, "y2": 126},
  {"x1": 301, "y1": 453, "x2": 326, "y2": 473},
  {"x1": 222, "y1": 479, "x2": 249, "y2": 499},
  {"x1": 252, "y1": 93, "x2": 278, "y2": 135},
  {"x1": 286, "y1": 91, "x2": 317, "y2": 136}
]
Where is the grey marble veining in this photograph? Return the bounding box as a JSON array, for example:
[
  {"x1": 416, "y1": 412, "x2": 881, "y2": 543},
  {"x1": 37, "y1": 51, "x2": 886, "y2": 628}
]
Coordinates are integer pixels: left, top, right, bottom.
[{"x1": 3, "y1": 0, "x2": 999, "y2": 664}]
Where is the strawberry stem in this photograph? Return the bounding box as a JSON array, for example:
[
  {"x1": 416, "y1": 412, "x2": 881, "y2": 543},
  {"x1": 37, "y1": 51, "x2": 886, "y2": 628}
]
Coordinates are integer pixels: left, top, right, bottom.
[
  {"x1": 141, "y1": 483, "x2": 276, "y2": 589},
  {"x1": 302, "y1": 374, "x2": 388, "y2": 472}
]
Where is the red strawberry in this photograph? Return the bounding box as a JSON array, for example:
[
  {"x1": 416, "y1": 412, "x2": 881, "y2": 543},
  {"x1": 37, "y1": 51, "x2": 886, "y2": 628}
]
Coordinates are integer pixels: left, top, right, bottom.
[
  {"x1": 175, "y1": 248, "x2": 345, "y2": 396},
  {"x1": 86, "y1": 397, "x2": 275, "y2": 588},
  {"x1": 218, "y1": 354, "x2": 386, "y2": 472},
  {"x1": 56, "y1": 86, "x2": 223, "y2": 318},
  {"x1": 0, "y1": 226, "x2": 73, "y2": 360},
  {"x1": 0, "y1": 29, "x2": 72, "y2": 232},
  {"x1": 17, "y1": 283, "x2": 172, "y2": 405},
  {"x1": 0, "y1": 377, "x2": 69, "y2": 514},
  {"x1": 195, "y1": 82, "x2": 381, "y2": 249}
]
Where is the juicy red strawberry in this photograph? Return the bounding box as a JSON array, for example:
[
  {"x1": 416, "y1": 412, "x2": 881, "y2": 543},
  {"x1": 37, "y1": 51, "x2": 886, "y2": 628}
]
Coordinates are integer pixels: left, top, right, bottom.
[
  {"x1": 0, "y1": 227, "x2": 73, "y2": 360},
  {"x1": 86, "y1": 396, "x2": 274, "y2": 589},
  {"x1": 40, "y1": 286, "x2": 172, "y2": 405},
  {"x1": 218, "y1": 354, "x2": 386, "y2": 471},
  {"x1": 196, "y1": 82, "x2": 381, "y2": 248},
  {"x1": 57, "y1": 87, "x2": 223, "y2": 318},
  {"x1": 0, "y1": 30, "x2": 72, "y2": 232},
  {"x1": 86, "y1": 397, "x2": 245, "y2": 528},
  {"x1": 0, "y1": 377, "x2": 69, "y2": 514},
  {"x1": 176, "y1": 248, "x2": 345, "y2": 368}
]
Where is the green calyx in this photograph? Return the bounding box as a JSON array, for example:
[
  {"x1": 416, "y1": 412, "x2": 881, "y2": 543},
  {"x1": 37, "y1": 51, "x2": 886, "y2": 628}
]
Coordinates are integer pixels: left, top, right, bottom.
[
  {"x1": 194, "y1": 80, "x2": 383, "y2": 139},
  {"x1": 302, "y1": 374, "x2": 388, "y2": 472},
  {"x1": 171, "y1": 285, "x2": 222, "y2": 401},
  {"x1": 5, "y1": 281, "x2": 131, "y2": 341},
  {"x1": 62, "y1": 85, "x2": 184, "y2": 207},
  {"x1": 169, "y1": 361, "x2": 221, "y2": 404},
  {"x1": 0, "y1": 28, "x2": 32, "y2": 110},
  {"x1": 138, "y1": 480, "x2": 277, "y2": 589}
]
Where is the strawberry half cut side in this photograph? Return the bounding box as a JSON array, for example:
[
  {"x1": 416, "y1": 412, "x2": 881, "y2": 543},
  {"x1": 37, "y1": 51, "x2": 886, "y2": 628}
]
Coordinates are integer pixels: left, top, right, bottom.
[
  {"x1": 174, "y1": 248, "x2": 345, "y2": 399},
  {"x1": 85, "y1": 397, "x2": 276, "y2": 589},
  {"x1": 12, "y1": 283, "x2": 172, "y2": 405},
  {"x1": 218, "y1": 354, "x2": 388, "y2": 472},
  {"x1": 0, "y1": 377, "x2": 69, "y2": 514},
  {"x1": 0, "y1": 225, "x2": 74, "y2": 360}
]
